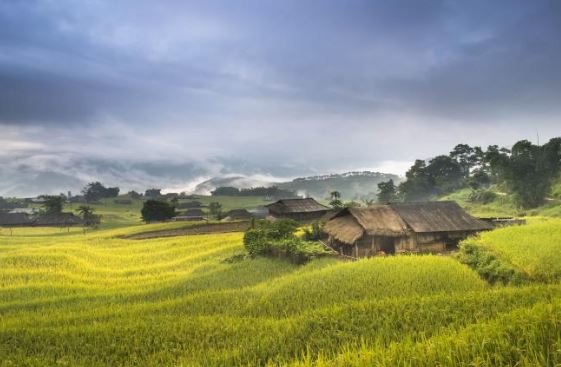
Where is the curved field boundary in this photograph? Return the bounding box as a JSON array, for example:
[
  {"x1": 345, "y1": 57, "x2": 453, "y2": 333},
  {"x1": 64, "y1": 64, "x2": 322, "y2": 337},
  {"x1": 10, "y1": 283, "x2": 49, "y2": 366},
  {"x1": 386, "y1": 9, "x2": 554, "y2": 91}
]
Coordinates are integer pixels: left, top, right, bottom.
[{"x1": 119, "y1": 221, "x2": 251, "y2": 239}]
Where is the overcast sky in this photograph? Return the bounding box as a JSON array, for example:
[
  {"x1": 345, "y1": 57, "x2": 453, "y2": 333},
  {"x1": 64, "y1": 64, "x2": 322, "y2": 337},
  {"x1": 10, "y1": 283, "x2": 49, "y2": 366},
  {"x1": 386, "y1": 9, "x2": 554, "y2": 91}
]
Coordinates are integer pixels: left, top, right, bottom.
[{"x1": 1, "y1": 0, "x2": 560, "y2": 196}]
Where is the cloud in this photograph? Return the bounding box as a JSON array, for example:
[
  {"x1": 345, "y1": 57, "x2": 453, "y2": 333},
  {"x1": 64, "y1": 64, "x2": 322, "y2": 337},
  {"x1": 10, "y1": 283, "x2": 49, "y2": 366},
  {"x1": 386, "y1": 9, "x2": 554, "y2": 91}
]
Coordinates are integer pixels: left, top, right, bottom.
[{"x1": 0, "y1": 0, "x2": 560, "y2": 196}]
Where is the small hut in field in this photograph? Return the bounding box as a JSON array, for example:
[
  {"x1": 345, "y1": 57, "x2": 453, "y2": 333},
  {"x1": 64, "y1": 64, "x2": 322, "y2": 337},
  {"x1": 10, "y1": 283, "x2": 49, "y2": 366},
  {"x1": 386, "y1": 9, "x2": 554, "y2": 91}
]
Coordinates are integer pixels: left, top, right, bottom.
[
  {"x1": 265, "y1": 198, "x2": 331, "y2": 222},
  {"x1": 174, "y1": 208, "x2": 206, "y2": 221},
  {"x1": 323, "y1": 201, "x2": 492, "y2": 257},
  {"x1": 33, "y1": 213, "x2": 84, "y2": 227},
  {"x1": 0, "y1": 213, "x2": 33, "y2": 227},
  {"x1": 222, "y1": 209, "x2": 254, "y2": 221}
]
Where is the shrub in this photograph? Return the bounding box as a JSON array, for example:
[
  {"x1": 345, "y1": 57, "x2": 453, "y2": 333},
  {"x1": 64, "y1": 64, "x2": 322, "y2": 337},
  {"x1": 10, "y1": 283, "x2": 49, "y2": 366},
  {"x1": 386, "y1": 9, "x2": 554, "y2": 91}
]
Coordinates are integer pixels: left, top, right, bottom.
[
  {"x1": 467, "y1": 189, "x2": 497, "y2": 204},
  {"x1": 302, "y1": 221, "x2": 322, "y2": 241},
  {"x1": 243, "y1": 219, "x2": 332, "y2": 263}
]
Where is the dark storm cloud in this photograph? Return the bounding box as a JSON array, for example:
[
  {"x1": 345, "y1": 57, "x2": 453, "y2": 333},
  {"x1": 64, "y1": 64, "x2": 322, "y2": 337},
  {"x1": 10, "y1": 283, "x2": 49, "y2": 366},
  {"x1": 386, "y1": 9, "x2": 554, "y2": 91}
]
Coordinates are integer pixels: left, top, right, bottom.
[{"x1": 0, "y1": 0, "x2": 560, "y2": 196}]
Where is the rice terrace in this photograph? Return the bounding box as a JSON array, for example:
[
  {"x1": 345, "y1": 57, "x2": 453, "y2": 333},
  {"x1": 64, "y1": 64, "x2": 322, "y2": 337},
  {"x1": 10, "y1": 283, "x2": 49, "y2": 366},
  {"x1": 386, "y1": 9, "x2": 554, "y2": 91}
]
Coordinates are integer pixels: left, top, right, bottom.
[{"x1": 2, "y1": 1, "x2": 561, "y2": 366}]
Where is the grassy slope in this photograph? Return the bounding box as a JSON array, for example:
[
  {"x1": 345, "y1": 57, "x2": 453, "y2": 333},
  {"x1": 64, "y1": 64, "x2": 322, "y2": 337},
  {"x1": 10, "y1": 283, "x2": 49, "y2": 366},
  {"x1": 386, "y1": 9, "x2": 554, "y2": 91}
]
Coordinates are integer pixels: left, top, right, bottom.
[
  {"x1": 2, "y1": 223, "x2": 561, "y2": 366},
  {"x1": 3, "y1": 186, "x2": 561, "y2": 365},
  {"x1": 441, "y1": 178, "x2": 561, "y2": 218},
  {"x1": 461, "y1": 218, "x2": 561, "y2": 283}
]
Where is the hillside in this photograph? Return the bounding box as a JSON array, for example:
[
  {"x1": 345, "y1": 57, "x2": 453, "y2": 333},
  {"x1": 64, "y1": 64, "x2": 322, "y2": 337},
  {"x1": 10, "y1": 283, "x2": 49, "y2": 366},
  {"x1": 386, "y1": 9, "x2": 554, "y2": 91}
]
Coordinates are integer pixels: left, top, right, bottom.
[
  {"x1": 193, "y1": 171, "x2": 400, "y2": 200},
  {"x1": 277, "y1": 171, "x2": 400, "y2": 200},
  {"x1": 2, "y1": 222, "x2": 561, "y2": 366},
  {"x1": 441, "y1": 178, "x2": 561, "y2": 218}
]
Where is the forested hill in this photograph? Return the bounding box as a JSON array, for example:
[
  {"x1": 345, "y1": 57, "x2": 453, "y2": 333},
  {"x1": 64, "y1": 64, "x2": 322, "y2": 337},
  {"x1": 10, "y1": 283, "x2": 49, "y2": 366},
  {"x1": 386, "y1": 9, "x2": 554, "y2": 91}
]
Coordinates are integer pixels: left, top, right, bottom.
[
  {"x1": 386, "y1": 137, "x2": 561, "y2": 214},
  {"x1": 277, "y1": 171, "x2": 400, "y2": 200}
]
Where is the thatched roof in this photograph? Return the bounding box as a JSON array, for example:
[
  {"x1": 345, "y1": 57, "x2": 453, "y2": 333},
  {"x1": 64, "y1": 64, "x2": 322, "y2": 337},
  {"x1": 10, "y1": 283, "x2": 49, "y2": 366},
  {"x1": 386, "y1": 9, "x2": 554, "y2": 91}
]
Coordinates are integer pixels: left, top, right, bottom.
[
  {"x1": 265, "y1": 198, "x2": 329, "y2": 214},
  {"x1": 0, "y1": 212, "x2": 32, "y2": 226},
  {"x1": 34, "y1": 213, "x2": 83, "y2": 226},
  {"x1": 324, "y1": 201, "x2": 492, "y2": 245},
  {"x1": 224, "y1": 209, "x2": 253, "y2": 220},
  {"x1": 323, "y1": 215, "x2": 365, "y2": 244},
  {"x1": 324, "y1": 206, "x2": 408, "y2": 243},
  {"x1": 390, "y1": 201, "x2": 492, "y2": 233}
]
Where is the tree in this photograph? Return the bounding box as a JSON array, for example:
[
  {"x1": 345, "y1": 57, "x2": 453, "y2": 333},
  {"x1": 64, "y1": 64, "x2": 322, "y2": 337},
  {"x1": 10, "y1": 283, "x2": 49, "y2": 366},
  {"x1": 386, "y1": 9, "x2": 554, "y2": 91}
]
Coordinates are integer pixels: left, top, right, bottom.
[
  {"x1": 77, "y1": 205, "x2": 101, "y2": 228},
  {"x1": 425, "y1": 155, "x2": 464, "y2": 194},
  {"x1": 127, "y1": 190, "x2": 142, "y2": 199},
  {"x1": 144, "y1": 189, "x2": 161, "y2": 198},
  {"x1": 377, "y1": 179, "x2": 397, "y2": 203},
  {"x1": 398, "y1": 160, "x2": 434, "y2": 201},
  {"x1": 208, "y1": 202, "x2": 223, "y2": 219},
  {"x1": 40, "y1": 195, "x2": 64, "y2": 215},
  {"x1": 329, "y1": 191, "x2": 343, "y2": 209},
  {"x1": 141, "y1": 200, "x2": 176, "y2": 222},
  {"x1": 449, "y1": 144, "x2": 484, "y2": 178},
  {"x1": 82, "y1": 182, "x2": 119, "y2": 202},
  {"x1": 501, "y1": 140, "x2": 554, "y2": 208}
]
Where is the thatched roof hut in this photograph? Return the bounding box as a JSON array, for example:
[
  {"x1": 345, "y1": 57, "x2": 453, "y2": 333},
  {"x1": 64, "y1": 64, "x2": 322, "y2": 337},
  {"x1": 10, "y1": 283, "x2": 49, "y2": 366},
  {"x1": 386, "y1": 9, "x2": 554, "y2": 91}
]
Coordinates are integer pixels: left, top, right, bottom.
[
  {"x1": 265, "y1": 198, "x2": 330, "y2": 221},
  {"x1": 33, "y1": 213, "x2": 84, "y2": 227},
  {"x1": 222, "y1": 209, "x2": 253, "y2": 221},
  {"x1": 174, "y1": 208, "x2": 206, "y2": 221},
  {"x1": 324, "y1": 201, "x2": 492, "y2": 257},
  {"x1": 0, "y1": 213, "x2": 33, "y2": 227}
]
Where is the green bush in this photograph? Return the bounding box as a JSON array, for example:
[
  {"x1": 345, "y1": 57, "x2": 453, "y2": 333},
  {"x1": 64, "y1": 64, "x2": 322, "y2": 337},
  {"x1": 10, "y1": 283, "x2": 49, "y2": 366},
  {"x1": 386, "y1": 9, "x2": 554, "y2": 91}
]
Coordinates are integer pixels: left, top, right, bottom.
[
  {"x1": 302, "y1": 221, "x2": 322, "y2": 241},
  {"x1": 467, "y1": 189, "x2": 497, "y2": 204},
  {"x1": 243, "y1": 219, "x2": 333, "y2": 263}
]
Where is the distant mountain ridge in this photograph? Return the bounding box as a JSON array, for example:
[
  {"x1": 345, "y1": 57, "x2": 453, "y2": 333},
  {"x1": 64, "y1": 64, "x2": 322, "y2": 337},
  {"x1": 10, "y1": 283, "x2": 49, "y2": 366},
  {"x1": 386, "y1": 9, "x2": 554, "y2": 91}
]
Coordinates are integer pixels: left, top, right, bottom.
[{"x1": 193, "y1": 171, "x2": 401, "y2": 200}]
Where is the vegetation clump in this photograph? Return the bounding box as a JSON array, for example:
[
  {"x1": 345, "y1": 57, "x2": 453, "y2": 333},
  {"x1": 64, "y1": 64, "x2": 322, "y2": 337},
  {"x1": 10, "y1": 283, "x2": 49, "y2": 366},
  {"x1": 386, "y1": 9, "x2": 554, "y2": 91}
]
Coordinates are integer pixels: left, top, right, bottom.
[
  {"x1": 244, "y1": 219, "x2": 333, "y2": 263},
  {"x1": 140, "y1": 199, "x2": 176, "y2": 223},
  {"x1": 457, "y1": 241, "x2": 530, "y2": 285}
]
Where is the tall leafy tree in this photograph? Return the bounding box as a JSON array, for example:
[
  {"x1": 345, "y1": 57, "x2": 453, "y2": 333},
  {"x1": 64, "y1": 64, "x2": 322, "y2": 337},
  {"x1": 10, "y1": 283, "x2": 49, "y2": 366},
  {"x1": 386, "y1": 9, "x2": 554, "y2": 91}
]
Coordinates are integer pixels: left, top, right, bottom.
[
  {"x1": 40, "y1": 195, "x2": 64, "y2": 215},
  {"x1": 141, "y1": 200, "x2": 176, "y2": 222},
  {"x1": 82, "y1": 182, "x2": 119, "y2": 202},
  {"x1": 398, "y1": 160, "x2": 434, "y2": 201},
  {"x1": 377, "y1": 179, "x2": 397, "y2": 203}
]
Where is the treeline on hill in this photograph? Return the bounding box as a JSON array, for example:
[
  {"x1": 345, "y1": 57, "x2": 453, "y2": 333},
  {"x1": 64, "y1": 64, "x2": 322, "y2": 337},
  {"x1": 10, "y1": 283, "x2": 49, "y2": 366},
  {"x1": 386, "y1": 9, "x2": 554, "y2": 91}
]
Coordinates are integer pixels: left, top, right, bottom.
[
  {"x1": 378, "y1": 137, "x2": 561, "y2": 209},
  {"x1": 82, "y1": 182, "x2": 120, "y2": 202},
  {"x1": 211, "y1": 186, "x2": 297, "y2": 198}
]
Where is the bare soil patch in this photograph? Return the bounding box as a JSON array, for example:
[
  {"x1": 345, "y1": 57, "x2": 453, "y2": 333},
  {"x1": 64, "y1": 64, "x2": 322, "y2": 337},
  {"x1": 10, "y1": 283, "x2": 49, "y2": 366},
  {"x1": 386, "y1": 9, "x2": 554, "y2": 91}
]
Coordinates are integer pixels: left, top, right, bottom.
[{"x1": 121, "y1": 221, "x2": 251, "y2": 240}]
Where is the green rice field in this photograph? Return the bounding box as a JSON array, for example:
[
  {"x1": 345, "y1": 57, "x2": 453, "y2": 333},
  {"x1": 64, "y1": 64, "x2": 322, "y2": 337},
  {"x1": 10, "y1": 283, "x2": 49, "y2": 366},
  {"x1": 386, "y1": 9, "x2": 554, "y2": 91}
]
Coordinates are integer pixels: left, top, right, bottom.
[{"x1": 1, "y1": 217, "x2": 561, "y2": 366}]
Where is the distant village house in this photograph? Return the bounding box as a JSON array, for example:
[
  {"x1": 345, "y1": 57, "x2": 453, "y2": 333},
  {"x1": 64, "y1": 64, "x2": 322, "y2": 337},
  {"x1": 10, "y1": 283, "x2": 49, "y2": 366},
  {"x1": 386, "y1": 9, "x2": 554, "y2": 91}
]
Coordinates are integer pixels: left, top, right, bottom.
[{"x1": 265, "y1": 198, "x2": 331, "y2": 222}]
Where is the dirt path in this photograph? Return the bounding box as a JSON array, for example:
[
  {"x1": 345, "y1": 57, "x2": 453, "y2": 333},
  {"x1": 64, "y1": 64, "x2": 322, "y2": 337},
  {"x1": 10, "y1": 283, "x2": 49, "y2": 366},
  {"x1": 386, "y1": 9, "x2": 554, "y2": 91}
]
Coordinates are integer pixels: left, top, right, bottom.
[{"x1": 121, "y1": 221, "x2": 251, "y2": 240}]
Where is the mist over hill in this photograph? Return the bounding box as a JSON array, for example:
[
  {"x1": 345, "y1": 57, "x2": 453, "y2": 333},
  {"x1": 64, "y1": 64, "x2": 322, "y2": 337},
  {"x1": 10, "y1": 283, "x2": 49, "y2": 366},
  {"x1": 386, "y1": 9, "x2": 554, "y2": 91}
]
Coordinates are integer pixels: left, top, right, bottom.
[
  {"x1": 194, "y1": 171, "x2": 401, "y2": 200},
  {"x1": 277, "y1": 172, "x2": 401, "y2": 200}
]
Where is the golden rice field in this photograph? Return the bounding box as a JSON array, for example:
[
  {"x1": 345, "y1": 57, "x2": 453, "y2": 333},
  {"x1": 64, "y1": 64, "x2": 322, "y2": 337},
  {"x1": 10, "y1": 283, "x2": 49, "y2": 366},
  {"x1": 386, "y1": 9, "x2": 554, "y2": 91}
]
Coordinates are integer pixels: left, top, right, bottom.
[
  {"x1": 1, "y1": 221, "x2": 561, "y2": 366},
  {"x1": 462, "y1": 218, "x2": 561, "y2": 282}
]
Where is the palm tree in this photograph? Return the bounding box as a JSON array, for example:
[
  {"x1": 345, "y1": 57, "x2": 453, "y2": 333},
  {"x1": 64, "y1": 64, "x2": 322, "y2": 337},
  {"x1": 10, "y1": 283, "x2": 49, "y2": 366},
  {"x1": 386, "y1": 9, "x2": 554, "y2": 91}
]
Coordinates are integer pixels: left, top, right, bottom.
[
  {"x1": 329, "y1": 191, "x2": 341, "y2": 200},
  {"x1": 77, "y1": 205, "x2": 94, "y2": 218}
]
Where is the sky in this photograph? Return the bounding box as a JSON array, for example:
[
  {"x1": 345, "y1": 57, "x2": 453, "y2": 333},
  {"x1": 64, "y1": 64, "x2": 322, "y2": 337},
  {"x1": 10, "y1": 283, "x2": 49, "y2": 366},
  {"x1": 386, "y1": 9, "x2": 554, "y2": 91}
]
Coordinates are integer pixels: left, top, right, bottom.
[{"x1": 1, "y1": 0, "x2": 560, "y2": 197}]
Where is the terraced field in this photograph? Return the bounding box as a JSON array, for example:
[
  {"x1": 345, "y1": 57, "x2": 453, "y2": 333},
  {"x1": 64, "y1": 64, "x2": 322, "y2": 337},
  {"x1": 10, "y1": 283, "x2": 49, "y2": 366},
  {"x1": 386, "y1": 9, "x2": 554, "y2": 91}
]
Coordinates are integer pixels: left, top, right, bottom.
[
  {"x1": 1, "y1": 222, "x2": 561, "y2": 366},
  {"x1": 461, "y1": 218, "x2": 561, "y2": 283}
]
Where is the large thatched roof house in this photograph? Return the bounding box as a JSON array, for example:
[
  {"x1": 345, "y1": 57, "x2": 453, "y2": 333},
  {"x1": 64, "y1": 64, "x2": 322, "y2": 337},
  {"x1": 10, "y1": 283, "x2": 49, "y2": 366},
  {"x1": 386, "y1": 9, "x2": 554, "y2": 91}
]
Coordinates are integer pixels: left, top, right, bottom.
[
  {"x1": 33, "y1": 213, "x2": 84, "y2": 227},
  {"x1": 0, "y1": 212, "x2": 33, "y2": 227},
  {"x1": 324, "y1": 201, "x2": 492, "y2": 257},
  {"x1": 265, "y1": 198, "x2": 331, "y2": 222}
]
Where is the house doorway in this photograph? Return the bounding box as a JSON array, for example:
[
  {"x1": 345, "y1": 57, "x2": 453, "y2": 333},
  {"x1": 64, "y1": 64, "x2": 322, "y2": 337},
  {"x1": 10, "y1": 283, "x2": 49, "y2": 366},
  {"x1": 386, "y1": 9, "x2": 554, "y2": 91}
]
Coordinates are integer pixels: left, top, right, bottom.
[{"x1": 378, "y1": 237, "x2": 396, "y2": 255}]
